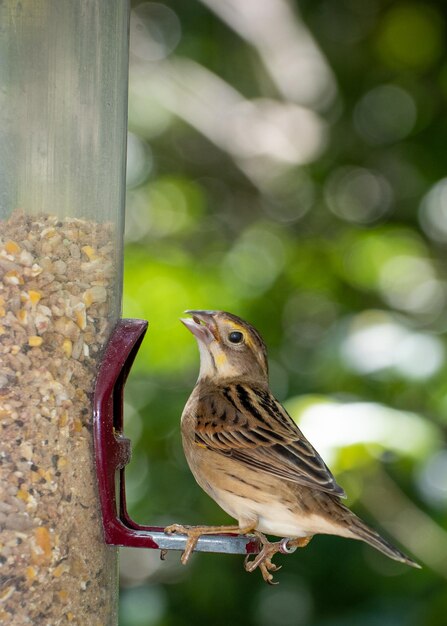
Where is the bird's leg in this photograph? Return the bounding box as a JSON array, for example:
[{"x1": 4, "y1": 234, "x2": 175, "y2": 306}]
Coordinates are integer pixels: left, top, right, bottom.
[
  {"x1": 244, "y1": 533, "x2": 314, "y2": 585},
  {"x1": 283, "y1": 536, "x2": 313, "y2": 550},
  {"x1": 164, "y1": 523, "x2": 253, "y2": 565}
]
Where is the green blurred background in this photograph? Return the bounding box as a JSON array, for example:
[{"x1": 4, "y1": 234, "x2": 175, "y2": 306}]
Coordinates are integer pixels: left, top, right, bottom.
[{"x1": 119, "y1": 1, "x2": 447, "y2": 624}]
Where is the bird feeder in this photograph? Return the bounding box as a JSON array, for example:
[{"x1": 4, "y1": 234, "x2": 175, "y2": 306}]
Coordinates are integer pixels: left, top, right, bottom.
[{"x1": 0, "y1": 3, "x2": 260, "y2": 623}]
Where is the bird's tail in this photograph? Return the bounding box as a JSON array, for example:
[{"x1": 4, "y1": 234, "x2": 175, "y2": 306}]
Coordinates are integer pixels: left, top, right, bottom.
[{"x1": 346, "y1": 511, "x2": 420, "y2": 569}]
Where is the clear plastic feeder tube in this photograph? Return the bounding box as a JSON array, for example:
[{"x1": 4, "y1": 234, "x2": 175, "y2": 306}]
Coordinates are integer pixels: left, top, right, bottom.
[{"x1": 0, "y1": 1, "x2": 129, "y2": 624}]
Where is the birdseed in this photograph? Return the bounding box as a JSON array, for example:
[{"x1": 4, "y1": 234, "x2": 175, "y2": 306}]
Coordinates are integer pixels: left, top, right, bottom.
[{"x1": 0, "y1": 211, "x2": 119, "y2": 625}]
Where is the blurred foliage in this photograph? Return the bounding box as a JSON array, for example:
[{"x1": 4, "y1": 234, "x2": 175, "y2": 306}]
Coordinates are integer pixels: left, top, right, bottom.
[{"x1": 120, "y1": 1, "x2": 447, "y2": 625}]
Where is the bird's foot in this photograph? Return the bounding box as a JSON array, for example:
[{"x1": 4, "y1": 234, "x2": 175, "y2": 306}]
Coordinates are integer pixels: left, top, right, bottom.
[
  {"x1": 164, "y1": 523, "x2": 206, "y2": 564},
  {"x1": 244, "y1": 533, "x2": 313, "y2": 584},
  {"x1": 244, "y1": 531, "x2": 284, "y2": 585}
]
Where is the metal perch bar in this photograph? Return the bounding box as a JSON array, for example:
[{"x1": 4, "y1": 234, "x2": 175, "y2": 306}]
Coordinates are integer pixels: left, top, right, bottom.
[
  {"x1": 93, "y1": 318, "x2": 261, "y2": 556},
  {"x1": 109, "y1": 526, "x2": 259, "y2": 555}
]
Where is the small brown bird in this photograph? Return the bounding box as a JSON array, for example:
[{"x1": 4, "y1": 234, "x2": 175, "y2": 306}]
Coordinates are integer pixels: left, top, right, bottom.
[{"x1": 165, "y1": 310, "x2": 419, "y2": 582}]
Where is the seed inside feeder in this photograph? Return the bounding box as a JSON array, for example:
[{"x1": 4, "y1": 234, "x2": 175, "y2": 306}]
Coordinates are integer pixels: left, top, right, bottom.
[{"x1": 0, "y1": 210, "x2": 118, "y2": 624}]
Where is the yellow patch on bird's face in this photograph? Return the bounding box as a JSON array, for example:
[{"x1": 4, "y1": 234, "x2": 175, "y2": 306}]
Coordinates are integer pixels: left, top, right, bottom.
[
  {"x1": 215, "y1": 353, "x2": 227, "y2": 367},
  {"x1": 209, "y1": 343, "x2": 241, "y2": 378}
]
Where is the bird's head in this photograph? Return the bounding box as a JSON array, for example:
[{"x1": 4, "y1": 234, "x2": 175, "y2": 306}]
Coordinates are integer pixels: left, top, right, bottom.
[{"x1": 181, "y1": 310, "x2": 268, "y2": 383}]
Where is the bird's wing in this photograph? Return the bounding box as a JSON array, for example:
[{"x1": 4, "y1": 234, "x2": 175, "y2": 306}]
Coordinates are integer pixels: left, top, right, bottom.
[{"x1": 193, "y1": 383, "x2": 346, "y2": 497}]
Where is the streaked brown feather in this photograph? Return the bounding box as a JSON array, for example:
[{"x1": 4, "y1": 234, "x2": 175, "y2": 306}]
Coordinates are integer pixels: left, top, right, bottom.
[{"x1": 193, "y1": 381, "x2": 346, "y2": 498}]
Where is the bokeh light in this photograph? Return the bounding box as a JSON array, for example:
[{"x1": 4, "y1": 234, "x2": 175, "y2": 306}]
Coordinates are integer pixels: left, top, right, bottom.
[
  {"x1": 354, "y1": 83, "x2": 417, "y2": 145},
  {"x1": 125, "y1": 176, "x2": 205, "y2": 242},
  {"x1": 130, "y1": 2, "x2": 181, "y2": 61},
  {"x1": 126, "y1": 132, "x2": 153, "y2": 189},
  {"x1": 376, "y1": 3, "x2": 444, "y2": 71},
  {"x1": 416, "y1": 451, "x2": 447, "y2": 509},
  {"x1": 222, "y1": 224, "x2": 287, "y2": 296},
  {"x1": 261, "y1": 169, "x2": 315, "y2": 223},
  {"x1": 228, "y1": 98, "x2": 328, "y2": 165},
  {"x1": 340, "y1": 227, "x2": 430, "y2": 290},
  {"x1": 419, "y1": 178, "x2": 447, "y2": 242},
  {"x1": 325, "y1": 166, "x2": 393, "y2": 224},
  {"x1": 341, "y1": 310, "x2": 444, "y2": 380},
  {"x1": 378, "y1": 255, "x2": 445, "y2": 318},
  {"x1": 287, "y1": 395, "x2": 439, "y2": 466}
]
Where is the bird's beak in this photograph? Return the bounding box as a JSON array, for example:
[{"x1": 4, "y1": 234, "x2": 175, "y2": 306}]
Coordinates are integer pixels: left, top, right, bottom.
[{"x1": 180, "y1": 310, "x2": 218, "y2": 345}]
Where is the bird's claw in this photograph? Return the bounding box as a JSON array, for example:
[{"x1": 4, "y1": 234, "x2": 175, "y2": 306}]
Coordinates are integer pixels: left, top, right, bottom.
[
  {"x1": 244, "y1": 532, "x2": 284, "y2": 584},
  {"x1": 163, "y1": 523, "x2": 201, "y2": 564},
  {"x1": 260, "y1": 561, "x2": 281, "y2": 585}
]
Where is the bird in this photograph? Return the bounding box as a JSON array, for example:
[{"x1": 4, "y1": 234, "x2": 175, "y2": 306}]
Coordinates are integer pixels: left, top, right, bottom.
[{"x1": 164, "y1": 310, "x2": 420, "y2": 583}]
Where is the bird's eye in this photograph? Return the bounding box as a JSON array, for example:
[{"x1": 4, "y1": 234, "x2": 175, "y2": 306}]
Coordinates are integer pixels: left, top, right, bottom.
[{"x1": 228, "y1": 331, "x2": 244, "y2": 344}]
